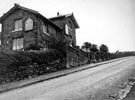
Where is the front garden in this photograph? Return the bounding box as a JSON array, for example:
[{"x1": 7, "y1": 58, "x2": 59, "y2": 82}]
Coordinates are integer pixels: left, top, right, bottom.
[{"x1": 0, "y1": 49, "x2": 66, "y2": 84}]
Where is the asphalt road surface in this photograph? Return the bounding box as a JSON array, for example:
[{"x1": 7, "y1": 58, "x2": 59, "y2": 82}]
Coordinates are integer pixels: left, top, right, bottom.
[{"x1": 0, "y1": 57, "x2": 135, "y2": 100}]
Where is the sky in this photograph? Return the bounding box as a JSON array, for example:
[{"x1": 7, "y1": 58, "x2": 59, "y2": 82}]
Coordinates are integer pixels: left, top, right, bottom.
[{"x1": 0, "y1": 0, "x2": 135, "y2": 52}]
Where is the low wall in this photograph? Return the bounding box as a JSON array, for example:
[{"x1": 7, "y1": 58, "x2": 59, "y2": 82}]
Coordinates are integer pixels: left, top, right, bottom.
[{"x1": 67, "y1": 46, "x2": 88, "y2": 68}]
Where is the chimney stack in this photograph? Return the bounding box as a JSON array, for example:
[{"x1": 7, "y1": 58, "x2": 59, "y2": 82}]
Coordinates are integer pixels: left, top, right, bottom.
[
  {"x1": 14, "y1": 3, "x2": 19, "y2": 7},
  {"x1": 57, "y1": 12, "x2": 59, "y2": 16}
]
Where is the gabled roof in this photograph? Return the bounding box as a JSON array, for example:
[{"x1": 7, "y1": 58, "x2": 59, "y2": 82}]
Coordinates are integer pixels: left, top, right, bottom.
[
  {"x1": 49, "y1": 13, "x2": 80, "y2": 29},
  {"x1": 0, "y1": 4, "x2": 62, "y2": 31}
]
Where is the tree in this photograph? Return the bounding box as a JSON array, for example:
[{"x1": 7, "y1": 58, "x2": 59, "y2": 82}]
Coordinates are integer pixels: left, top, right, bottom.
[
  {"x1": 91, "y1": 44, "x2": 98, "y2": 52},
  {"x1": 90, "y1": 44, "x2": 99, "y2": 62},
  {"x1": 81, "y1": 42, "x2": 91, "y2": 52},
  {"x1": 99, "y1": 44, "x2": 108, "y2": 52},
  {"x1": 99, "y1": 44, "x2": 109, "y2": 60},
  {"x1": 81, "y1": 42, "x2": 91, "y2": 63}
]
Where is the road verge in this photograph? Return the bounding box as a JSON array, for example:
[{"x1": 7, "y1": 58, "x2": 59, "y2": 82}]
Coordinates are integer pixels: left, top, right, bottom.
[{"x1": 0, "y1": 57, "x2": 127, "y2": 94}]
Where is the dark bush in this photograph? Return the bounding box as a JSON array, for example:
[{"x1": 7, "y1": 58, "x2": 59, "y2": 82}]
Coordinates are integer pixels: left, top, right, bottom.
[{"x1": 0, "y1": 49, "x2": 66, "y2": 84}]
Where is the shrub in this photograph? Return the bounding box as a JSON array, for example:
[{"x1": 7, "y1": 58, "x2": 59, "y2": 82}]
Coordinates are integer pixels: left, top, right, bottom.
[{"x1": 0, "y1": 49, "x2": 66, "y2": 84}]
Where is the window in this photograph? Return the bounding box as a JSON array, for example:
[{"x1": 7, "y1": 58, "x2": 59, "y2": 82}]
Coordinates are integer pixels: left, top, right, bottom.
[
  {"x1": 43, "y1": 24, "x2": 49, "y2": 35},
  {"x1": 14, "y1": 19, "x2": 23, "y2": 31},
  {"x1": 65, "y1": 24, "x2": 69, "y2": 34},
  {"x1": 68, "y1": 20, "x2": 73, "y2": 30},
  {"x1": 13, "y1": 38, "x2": 24, "y2": 50},
  {"x1": 56, "y1": 31, "x2": 61, "y2": 39},
  {"x1": 43, "y1": 25, "x2": 47, "y2": 33}
]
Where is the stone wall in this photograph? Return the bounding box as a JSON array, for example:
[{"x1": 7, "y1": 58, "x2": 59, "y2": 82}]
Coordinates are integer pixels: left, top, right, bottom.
[{"x1": 67, "y1": 46, "x2": 88, "y2": 68}]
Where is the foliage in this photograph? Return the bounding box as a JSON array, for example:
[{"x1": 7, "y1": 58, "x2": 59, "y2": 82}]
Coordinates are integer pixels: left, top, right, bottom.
[
  {"x1": 50, "y1": 40, "x2": 67, "y2": 56},
  {"x1": 110, "y1": 51, "x2": 135, "y2": 59},
  {"x1": 99, "y1": 44, "x2": 109, "y2": 52},
  {"x1": 81, "y1": 42, "x2": 111, "y2": 62},
  {"x1": 91, "y1": 44, "x2": 98, "y2": 52},
  {"x1": 49, "y1": 34, "x2": 67, "y2": 56},
  {"x1": 0, "y1": 50, "x2": 66, "y2": 84},
  {"x1": 81, "y1": 42, "x2": 91, "y2": 52}
]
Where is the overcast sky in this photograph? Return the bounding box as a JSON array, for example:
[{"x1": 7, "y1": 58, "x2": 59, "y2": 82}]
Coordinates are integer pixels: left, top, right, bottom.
[{"x1": 0, "y1": 0, "x2": 135, "y2": 52}]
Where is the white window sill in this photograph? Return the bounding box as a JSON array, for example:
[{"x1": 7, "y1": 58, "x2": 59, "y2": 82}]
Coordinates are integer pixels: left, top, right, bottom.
[
  {"x1": 13, "y1": 48, "x2": 24, "y2": 51},
  {"x1": 43, "y1": 32, "x2": 49, "y2": 36},
  {"x1": 12, "y1": 29, "x2": 23, "y2": 32},
  {"x1": 65, "y1": 32, "x2": 69, "y2": 35},
  {"x1": 68, "y1": 27, "x2": 73, "y2": 31}
]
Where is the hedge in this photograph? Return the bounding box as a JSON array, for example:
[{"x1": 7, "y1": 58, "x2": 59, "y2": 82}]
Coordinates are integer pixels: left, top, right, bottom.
[{"x1": 0, "y1": 49, "x2": 66, "y2": 84}]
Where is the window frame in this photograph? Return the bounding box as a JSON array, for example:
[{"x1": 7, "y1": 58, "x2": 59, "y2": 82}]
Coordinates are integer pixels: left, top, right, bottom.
[
  {"x1": 42, "y1": 24, "x2": 49, "y2": 35},
  {"x1": 12, "y1": 38, "x2": 24, "y2": 50},
  {"x1": 13, "y1": 19, "x2": 23, "y2": 32},
  {"x1": 68, "y1": 20, "x2": 73, "y2": 30},
  {"x1": 65, "y1": 24, "x2": 69, "y2": 34}
]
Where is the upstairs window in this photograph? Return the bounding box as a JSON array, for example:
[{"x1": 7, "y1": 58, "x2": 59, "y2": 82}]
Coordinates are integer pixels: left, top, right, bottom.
[
  {"x1": 14, "y1": 19, "x2": 23, "y2": 31},
  {"x1": 65, "y1": 24, "x2": 69, "y2": 34},
  {"x1": 57, "y1": 31, "x2": 61, "y2": 39},
  {"x1": 43, "y1": 24, "x2": 49, "y2": 35},
  {"x1": 43, "y1": 25, "x2": 47, "y2": 33},
  {"x1": 68, "y1": 20, "x2": 73, "y2": 30},
  {"x1": 13, "y1": 38, "x2": 24, "y2": 50}
]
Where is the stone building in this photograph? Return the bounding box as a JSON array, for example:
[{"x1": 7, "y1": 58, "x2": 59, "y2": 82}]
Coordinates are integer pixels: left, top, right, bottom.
[
  {"x1": 0, "y1": 4, "x2": 88, "y2": 67},
  {"x1": 0, "y1": 4, "x2": 64, "y2": 51},
  {"x1": 49, "y1": 13, "x2": 88, "y2": 67},
  {"x1": 49, "y1": 13, "x2": 79, "y2": 47}
]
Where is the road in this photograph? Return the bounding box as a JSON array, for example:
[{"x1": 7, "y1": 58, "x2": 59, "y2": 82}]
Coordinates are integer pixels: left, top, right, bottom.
[{"x1": 0, "y1": 57, "x2": 135, "y2": 100}]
